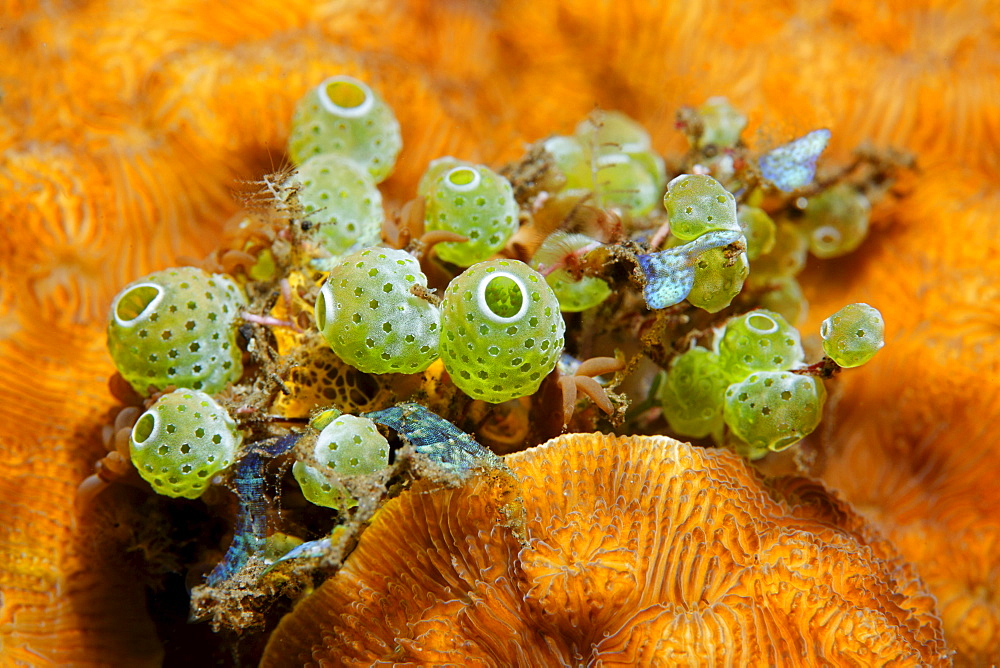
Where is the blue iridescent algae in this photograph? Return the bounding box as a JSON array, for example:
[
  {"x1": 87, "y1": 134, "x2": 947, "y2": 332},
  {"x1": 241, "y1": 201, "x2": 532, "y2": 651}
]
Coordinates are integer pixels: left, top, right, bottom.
[
  {"x1": 638, "y1": 229, "x2": 744, "y2": 309},
  {"x1": 758, "y1": 128, "x2": 830, "y2": 192},
  {"x1": 363, "y1": 402, "x2": 502, "y2": 473},
  {"x1": 206, "y1": 432, "x2": 301, "y2": 586}
]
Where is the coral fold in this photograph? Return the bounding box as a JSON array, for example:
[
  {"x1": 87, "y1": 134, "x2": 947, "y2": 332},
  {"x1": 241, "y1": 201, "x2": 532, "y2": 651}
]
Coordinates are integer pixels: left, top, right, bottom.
[{"x1": 263, "y1": 434, "x2": 947, "y2": 666}]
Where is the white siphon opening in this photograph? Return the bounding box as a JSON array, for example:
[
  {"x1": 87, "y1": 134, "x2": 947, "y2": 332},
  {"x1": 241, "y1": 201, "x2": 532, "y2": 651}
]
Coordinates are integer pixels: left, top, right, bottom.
[
  {"x1": 314, "y1": 287, "x2": 335, "y2": 332},
  {"x1": 746, "y1": 312, "x2": 779, "y2": 335},
  {"x1": 318, "y1": 76, "x2": 375, "y2": 119},
  {"x1": 477, "y1": 271, "x2": 529, "y2": 324},
  {"x1": 113, "y1": 282, "x2": 164, "y2": 328},
  {"x1": 444, "y1": 166, "x2": 482, "y2": 192},
  {"x1": 131, "y1": 411, "x2": 159, "y2": 447},
  {"x1": 812, "y1": 225, "x2": 841, "y2": 248},
  {"x1": 820, "y1": 318, "x2": 832, "y2": 340}
]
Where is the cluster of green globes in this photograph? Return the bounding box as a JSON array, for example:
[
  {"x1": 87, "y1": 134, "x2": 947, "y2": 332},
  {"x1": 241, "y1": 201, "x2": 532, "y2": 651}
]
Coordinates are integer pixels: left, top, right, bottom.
[
  {"x1": 677, "y1": 98, "x2": 872, "y2": 326},
  {"x1": 660, "y1": 305, "x2": 883, "y2": 460},
  {"x1": 102, "y1": 76, "x2": 885, "y2": 508},
  {"x1": 638, "y1": 173, "x2": 749, "y2": 312},
  {"x1": 315, "y1": 249, "x2": 565, "y2": 404}
]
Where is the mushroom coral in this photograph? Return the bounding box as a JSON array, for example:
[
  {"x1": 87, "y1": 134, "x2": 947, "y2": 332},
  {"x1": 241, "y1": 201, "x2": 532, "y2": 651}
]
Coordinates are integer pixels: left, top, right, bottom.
[
  {"x1": 262, "y1": 434, "x2": 948, "y2": 665},
  {"x1": 1, "y1": 0, "x2": 999, "y2": 663}
]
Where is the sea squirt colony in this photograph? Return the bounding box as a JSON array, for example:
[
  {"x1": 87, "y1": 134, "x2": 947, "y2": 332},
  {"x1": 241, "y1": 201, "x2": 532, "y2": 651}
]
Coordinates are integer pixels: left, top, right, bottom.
[{"x1": 86, "y1": 75, "x2": 895, "y2": 632}]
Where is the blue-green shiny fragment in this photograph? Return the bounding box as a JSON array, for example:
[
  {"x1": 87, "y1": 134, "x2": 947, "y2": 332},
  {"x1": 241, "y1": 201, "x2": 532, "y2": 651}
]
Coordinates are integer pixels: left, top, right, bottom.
[
  {"x1": 363, "y1": 402, "x2": 503, "y2": 474},
  {"x1": 206, "y1": 433, "x2": 301, "y2": 587},
  {"x1": 759, "y1": 129, "x2": 831, "y2": 192}
]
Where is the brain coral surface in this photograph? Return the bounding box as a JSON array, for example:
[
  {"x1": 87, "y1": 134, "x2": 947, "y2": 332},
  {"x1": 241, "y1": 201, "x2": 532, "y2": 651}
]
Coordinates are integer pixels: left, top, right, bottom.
[{"x1": 263, "y1": 434, "x2": 948, "y2": 666}]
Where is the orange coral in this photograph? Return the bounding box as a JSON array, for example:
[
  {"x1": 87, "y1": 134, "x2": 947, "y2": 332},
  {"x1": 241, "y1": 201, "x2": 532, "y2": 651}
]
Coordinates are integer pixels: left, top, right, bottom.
[
  {"x1": 806, "y1": 334, "x2": 1000, "y2": 663},
  {"x1": 1, "y1": 0, "x2": 999, "y2": 663},
  {"x1": 262, "y1": 434, "x2": 948, "y2": 665}
]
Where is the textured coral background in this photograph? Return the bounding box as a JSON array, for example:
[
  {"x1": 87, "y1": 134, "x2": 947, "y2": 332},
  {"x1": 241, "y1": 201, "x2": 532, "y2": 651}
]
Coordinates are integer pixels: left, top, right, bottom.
[
  {"x1": 1, "y1": 0, "x2": 998, "y2": 664},
  {"x1": 264, "y1": 434, "x2": 947, "y2": 664}
]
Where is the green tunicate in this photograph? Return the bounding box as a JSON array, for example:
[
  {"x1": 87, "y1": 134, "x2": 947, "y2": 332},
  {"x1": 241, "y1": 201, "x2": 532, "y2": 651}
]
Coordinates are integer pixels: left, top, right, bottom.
[
  {"x1": 291, "y1": 154, "x2": 384, "y2": 262},
  {"x1": 543, "y1": 110, "x2": 666, "y2": 217},
  {"x1": 591, "y1": 153, "x2": 659, "y2": 216},
  {"x1": 440, "y1": 259, "x2": 565, "y2": 403},
  {"x1": 820, "y1": 302, "x2": 885, "y2": 367},
  {"x1": 316, "y1": 248, "x2": 440, "y2": 374},
  {"x1": 687, "y1": 244, "x2": 749, "y2": 313},
  {"x1": 716, "y1": 309, "x2": 804, "y2": 380},
  {"x1": 723, "y1": 371, "x2": 824, "y2": 453},
  {"x1": 129, "y1": 389, "x2": 241, "y2": 499},
  {"x1": 801, "y1": 183, "x2": 871, "y2": 258},
  {"x1": 755, "y1": 275, "x2": 806, "y2": 326},
  {"x1": 545, "y1": 138, "x2": 661, "y2": 215},
  {"x1": 629, "y1": 149, "x2": 668, "y2": 194},
  {"x1": 751, "y1": 220, "x2": 809, "y2": 280},
  {"x1": 696, "y1": 97, "x2": 747, "y2": 149},
  {"x1": 531, "y1": 232, "x2": 611, "y2": 312},
  {"x1": 576, "y1": 109, "x2": 652, "y2": 155},
  {"x1": 658, "y1": 347, "x2": 729, "y2": 439},
  {"x1": 664, "y1": 174, "x2": 740, "y2": 241},
  {"x1": 287, "y1": 76, "x2": 402, "y2": 183},
  {"x1": 293, "y1": 414, "x2": 389, "y2": 511},
  {"x1": 737, "y1": 205, "x2": 776, "y2": 260},
  {"x1": 107, "y1": 267, "x2": 245, "y2": 396},
  {"x1": 543, "y1": 136, "x2": 593, "y2": 190},
  {"x1": 422, "y1": 160, "x2": 519, "y2": 267}
]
